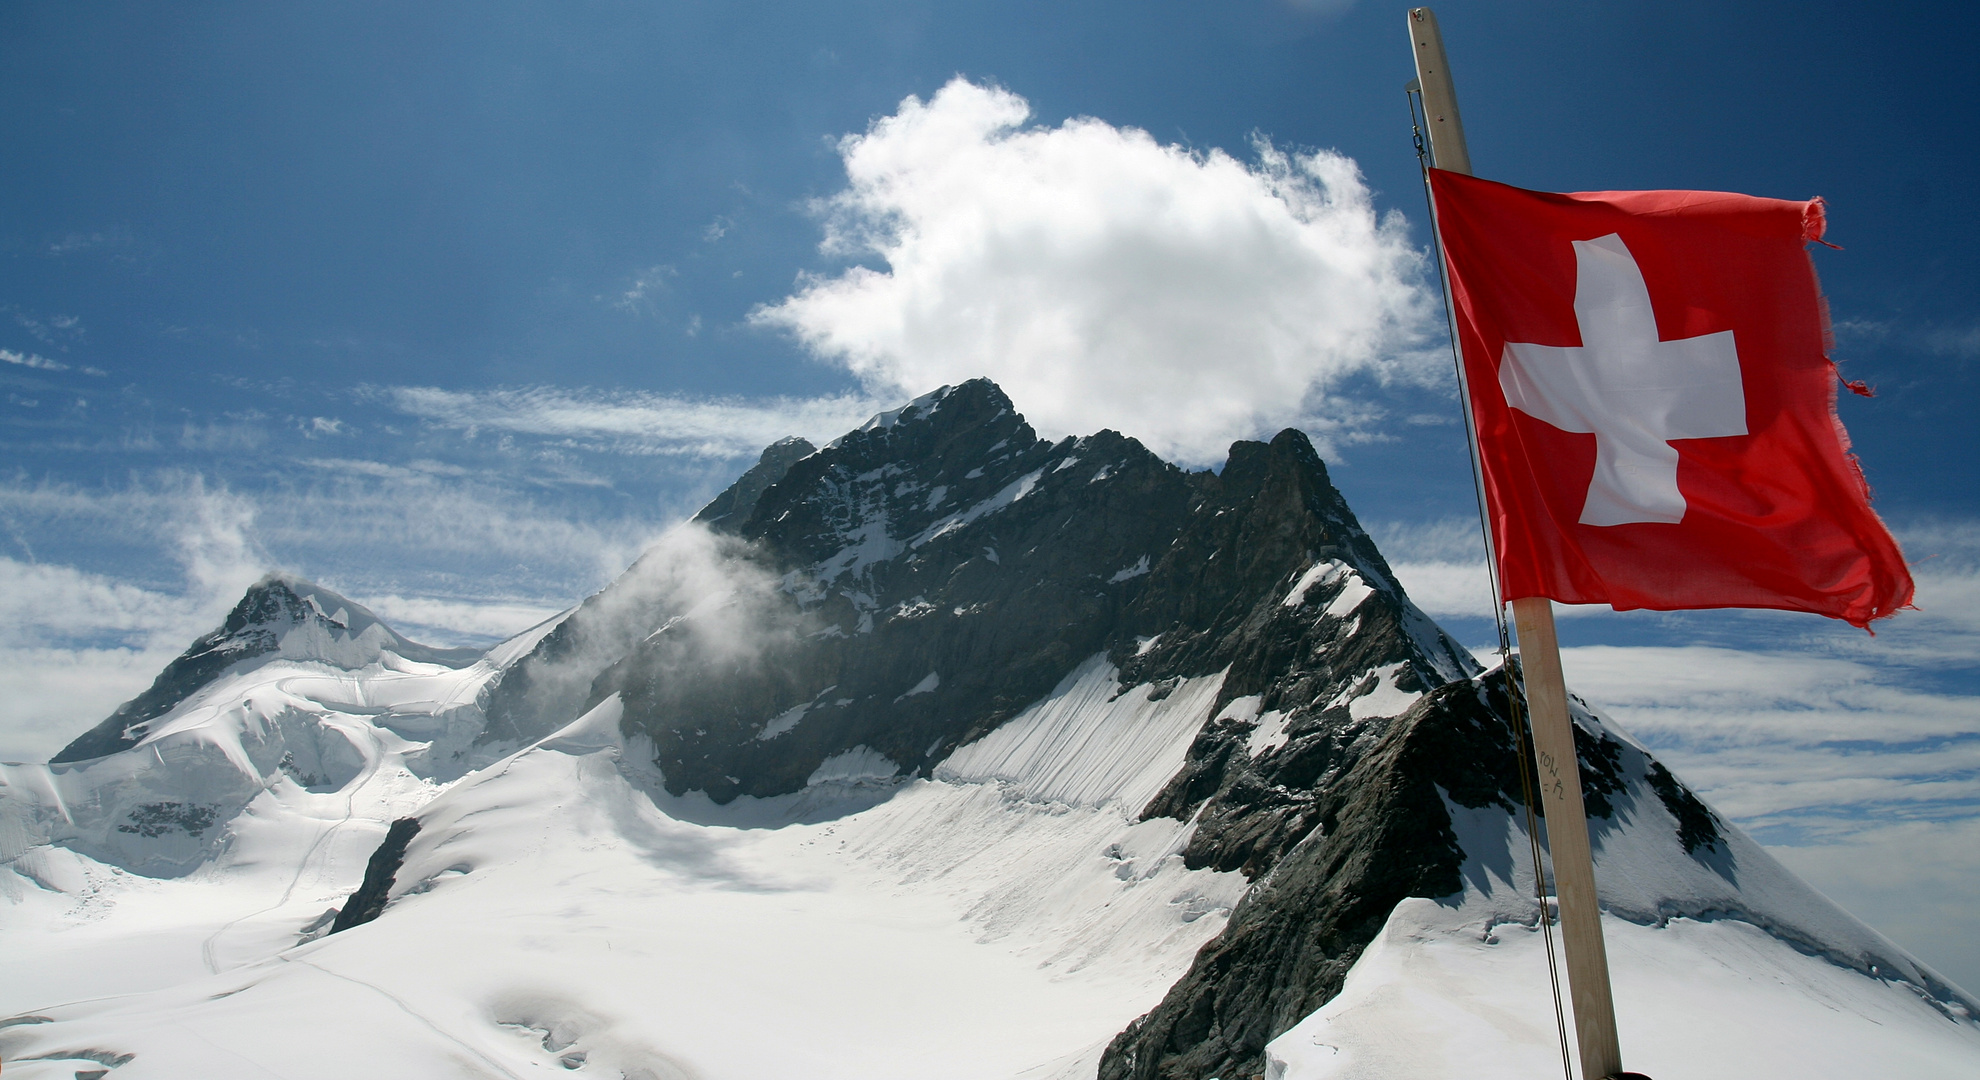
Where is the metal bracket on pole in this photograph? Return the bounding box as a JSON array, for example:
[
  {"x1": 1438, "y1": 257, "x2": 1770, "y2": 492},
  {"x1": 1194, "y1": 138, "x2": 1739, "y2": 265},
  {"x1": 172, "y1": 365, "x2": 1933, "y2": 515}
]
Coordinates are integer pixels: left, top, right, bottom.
[{"x1": 1406, "y1": 9, "x2": 1627, "y2": 1080}]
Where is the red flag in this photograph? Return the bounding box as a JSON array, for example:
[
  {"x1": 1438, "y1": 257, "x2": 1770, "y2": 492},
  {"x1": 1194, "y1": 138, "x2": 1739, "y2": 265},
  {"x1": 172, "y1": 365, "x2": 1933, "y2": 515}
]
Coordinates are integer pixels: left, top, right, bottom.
[{"x1": 1429, "y1": 168, "x2": 1912, "y2": 627}]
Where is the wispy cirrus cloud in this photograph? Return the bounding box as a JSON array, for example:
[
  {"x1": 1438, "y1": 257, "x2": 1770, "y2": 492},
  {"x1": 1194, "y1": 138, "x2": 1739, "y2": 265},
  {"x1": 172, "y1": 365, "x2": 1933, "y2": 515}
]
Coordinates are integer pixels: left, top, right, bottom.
[
  {"x1": 9, "y1": 308, "x2": 87, "y2": 348},
  {"x1": 1832, "y1": 316, "x2": 1980, "y2": 363},
  {"x1": 1563, "y1": 643, "x2": 1979, "y2": 828},
  {"x1": 1372, "y1": 517, "x2": 1494, "y2": 619},
  {"x1": 1, "y1": 347, "x2": 105, "y2": 377},
  {"x1": 378, "y1": 384, "x2": 886, "y2": 459},
  {"x1": 609, "y1": 263, "x2": 678, "y2": 314}
]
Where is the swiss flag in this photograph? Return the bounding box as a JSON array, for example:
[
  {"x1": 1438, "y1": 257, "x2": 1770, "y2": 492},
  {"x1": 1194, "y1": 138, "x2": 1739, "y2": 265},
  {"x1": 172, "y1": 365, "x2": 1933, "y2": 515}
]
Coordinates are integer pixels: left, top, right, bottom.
[{"x1": 1429, "y1": 168, "x2": 1912, "y2": 628}]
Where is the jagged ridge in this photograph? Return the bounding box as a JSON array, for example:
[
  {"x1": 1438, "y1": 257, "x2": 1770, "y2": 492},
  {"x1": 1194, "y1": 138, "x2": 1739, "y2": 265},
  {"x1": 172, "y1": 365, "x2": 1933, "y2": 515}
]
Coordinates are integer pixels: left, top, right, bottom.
[{"x1": 484, "y1": 378, "x2": 1473, "y2": 807}]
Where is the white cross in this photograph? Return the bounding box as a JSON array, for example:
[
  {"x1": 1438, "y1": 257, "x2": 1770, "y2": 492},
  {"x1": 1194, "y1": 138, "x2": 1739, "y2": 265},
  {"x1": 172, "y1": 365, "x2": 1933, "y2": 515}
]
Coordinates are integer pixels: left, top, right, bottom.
[{"x1": 1498, "y1": 233, "x2": 1747, "y2": 526}]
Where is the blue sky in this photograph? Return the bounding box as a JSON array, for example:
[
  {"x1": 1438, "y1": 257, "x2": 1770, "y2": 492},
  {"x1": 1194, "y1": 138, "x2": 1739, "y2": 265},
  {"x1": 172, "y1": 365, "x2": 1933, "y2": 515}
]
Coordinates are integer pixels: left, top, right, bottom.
[{"x1": 3, "y1": 1, "x2": 1976, "y2": 993}]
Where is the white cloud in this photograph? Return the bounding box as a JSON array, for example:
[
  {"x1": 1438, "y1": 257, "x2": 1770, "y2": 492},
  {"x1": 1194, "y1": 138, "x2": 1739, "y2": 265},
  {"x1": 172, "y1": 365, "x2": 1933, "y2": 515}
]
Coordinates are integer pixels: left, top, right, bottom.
[
  {"x1": 0, "y1": 644, "x2": 180, "y2": 764},
  {"x1": 1374, "y1": 518, "x2": 1494, "y2": 618},
  {"x1": 751, "y1": 77, "x2": 1436, "y2": 464},
  {"x1": 381, "y1": 384, "x2": 885, "y2": 460}
]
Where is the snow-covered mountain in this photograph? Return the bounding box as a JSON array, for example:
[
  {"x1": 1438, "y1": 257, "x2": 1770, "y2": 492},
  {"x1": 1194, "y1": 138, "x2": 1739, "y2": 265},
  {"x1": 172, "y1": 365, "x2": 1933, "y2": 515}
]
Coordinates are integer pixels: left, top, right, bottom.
[{"x1": 2, "y1": 380, "x2": 1975, "y2": 1080}]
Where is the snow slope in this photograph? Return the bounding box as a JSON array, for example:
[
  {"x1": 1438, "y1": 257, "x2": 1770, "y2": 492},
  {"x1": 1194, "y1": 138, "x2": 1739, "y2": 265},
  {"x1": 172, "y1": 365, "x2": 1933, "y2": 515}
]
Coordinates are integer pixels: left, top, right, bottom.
[
  {"x1": 0, "y1": 637, "x2": 511, "y2": 1024},
  {"x1": 2, "y1": 660, "x2": 1248, "y2": 1079},
  {"x1": 1263, "y1": 705, "x2": 1980, "y2": 1080},
  {"x1": 1, "y1": 640, "x2": 498, "y2": 878},
  {"x1": 936, "y1": 653, "x2": 1225, "y2": 813},
  {"x1": 1267, "y1": 900, "x2": 1980, "y2": 1080}
]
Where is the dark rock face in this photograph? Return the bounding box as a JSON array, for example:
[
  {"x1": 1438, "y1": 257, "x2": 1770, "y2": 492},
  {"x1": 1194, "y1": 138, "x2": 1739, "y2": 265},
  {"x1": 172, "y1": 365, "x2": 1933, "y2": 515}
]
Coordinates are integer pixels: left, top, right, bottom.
[
  {"x1": 693, "y1": 435, "x2": 818, "y2": 532},
  {"x1": 331, "y1": 817, "x2": 422, "y2": 934},
  {"x1": 1647, "y1": 757, "x2": 1723, "y2": 856},
  {"x1": 1101, "y1": 676, "x2": 1528, "y2": 1080},
  {"x1": 595, "y1": 381, "x2": 1182, "y2": 799},
  {"x1": 487, "y1": 379, "x2": 1475, "y2": 805},
  {"x1": 53, "y1": 576, "x2": 476, "y2": 764},
  {"x1": 114, "y1": 801, "x2": 219, "y2": 839},
  {"x1": 1100, "y1": 667, "x2": 1730, "y2": 1080}
]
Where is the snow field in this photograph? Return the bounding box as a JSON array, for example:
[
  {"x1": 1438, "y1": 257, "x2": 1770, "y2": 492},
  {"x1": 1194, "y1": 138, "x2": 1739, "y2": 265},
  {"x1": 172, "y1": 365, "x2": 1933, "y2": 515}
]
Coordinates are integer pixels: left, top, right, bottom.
[
  {"x1": 3, "y1": 659, "x2": 1248, "y2": 1078},
  {"x1": 1, "y1": 646, "x2": 499, "y2": 1016}
]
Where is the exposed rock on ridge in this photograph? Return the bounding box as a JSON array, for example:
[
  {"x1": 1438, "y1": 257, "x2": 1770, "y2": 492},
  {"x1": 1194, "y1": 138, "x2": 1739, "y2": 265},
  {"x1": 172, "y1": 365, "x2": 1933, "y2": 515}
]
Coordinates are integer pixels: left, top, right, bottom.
[{"x1": 1101, "y1": 673, "x2": 1563, "y2": 1080}]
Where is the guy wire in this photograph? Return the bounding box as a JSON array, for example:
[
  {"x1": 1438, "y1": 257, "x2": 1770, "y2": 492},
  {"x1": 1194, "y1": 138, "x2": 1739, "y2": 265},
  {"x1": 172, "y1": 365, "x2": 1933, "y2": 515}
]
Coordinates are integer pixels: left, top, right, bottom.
[{"x1": 1407, "y1": 83, "x2": 1575, "y2": 1080}]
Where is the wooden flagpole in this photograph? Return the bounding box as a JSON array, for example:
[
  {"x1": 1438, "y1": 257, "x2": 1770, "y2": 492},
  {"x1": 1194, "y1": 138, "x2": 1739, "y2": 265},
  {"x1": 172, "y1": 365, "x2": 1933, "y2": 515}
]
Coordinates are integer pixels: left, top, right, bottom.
[{"x1": 1406, "y1": 9, "x2": 1628, "y2": 1080}]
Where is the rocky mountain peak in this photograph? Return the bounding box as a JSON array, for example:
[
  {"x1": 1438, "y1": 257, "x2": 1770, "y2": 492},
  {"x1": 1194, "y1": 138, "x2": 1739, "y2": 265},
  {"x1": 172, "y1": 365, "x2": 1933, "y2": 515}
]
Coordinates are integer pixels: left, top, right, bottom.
[
  {"x1": 51, "y1": 573, "x2": 473, "y2": 764},
  {"x1": 485, "y1": 379, "x2": 1473, "y2": 810},
  {"x1": 736, "y1": 378, "x2": 1048, "y2": 573},
  {"x1": 693, "y1": 435, "x2": 818, "y2": 533}
]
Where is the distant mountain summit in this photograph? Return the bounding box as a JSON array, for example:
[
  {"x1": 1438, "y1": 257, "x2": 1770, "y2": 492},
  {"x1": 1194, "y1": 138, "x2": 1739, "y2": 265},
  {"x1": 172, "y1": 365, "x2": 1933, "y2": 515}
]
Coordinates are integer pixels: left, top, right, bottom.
[
  {"x1": 12, "y1": 574, "x2": 494, "y2": 877},
  {"x1": 53, "y1": 574, "x2": 479, "y2": 764}
]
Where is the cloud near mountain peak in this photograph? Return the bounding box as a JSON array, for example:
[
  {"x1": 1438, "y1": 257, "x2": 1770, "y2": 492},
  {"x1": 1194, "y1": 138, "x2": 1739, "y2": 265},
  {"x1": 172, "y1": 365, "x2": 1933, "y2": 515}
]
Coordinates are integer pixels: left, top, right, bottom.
[{"x1": 753, "y1": 77, "x2": 1437, "y2": 464}]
